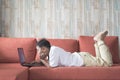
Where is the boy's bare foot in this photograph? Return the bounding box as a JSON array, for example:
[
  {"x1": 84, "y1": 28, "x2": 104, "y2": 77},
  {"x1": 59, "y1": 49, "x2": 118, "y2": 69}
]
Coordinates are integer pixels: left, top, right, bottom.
[{"x1": 93, "y1": 30, "x2": 108, "y2": 41}]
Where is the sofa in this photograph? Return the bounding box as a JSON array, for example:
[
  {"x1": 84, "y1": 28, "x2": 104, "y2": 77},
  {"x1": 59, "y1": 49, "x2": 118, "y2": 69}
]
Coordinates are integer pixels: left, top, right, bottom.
[{"x1": 0, "y1": 36, "x2": 120, "y2": 80}]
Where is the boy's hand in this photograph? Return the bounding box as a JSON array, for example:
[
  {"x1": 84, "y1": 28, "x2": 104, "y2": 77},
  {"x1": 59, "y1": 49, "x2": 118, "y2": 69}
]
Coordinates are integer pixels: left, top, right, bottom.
[
  {"x1": 40, "y1": 53, "x2": 47, "y2": 59},
  {"x1": 40, "y1": 59, "x2": 51, "y2": 68}
]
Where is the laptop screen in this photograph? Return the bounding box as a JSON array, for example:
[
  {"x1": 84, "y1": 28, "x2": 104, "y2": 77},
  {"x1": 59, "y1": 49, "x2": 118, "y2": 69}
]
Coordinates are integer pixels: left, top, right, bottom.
[{"x1": 17, "y1": 48, "x2": 25, "y2": 64}]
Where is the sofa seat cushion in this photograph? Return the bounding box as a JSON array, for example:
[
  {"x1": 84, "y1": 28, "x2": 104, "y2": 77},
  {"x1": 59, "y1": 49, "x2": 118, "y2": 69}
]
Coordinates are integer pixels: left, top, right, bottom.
[
  {"x1": 29, "y1": 66, "x2": 120, "y2": 80},
  {"x1": 79, "y1": 36, "x2": 120, "y2": 63},
  {"x1": 0, "y1": 63, "x2": 28, "y2": 80},
  {"x1": 0, "y1": 63, "x2": 27, "y2": 68},
  {"x1": 0, "y1": 38, "x2": 36, "y2": 63}
]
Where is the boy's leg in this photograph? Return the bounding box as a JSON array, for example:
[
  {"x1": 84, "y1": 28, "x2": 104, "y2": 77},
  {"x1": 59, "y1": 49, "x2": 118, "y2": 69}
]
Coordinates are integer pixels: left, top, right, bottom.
[
  {"x1": 94, "y1": 30, "x2": 113, "y2": 66},
  {"x1": 94, "y1": 42, "x2": 107, "y2": 66},
  {"x1": 97, "y1": 40, "x2": 113, "y2": 66},
  {"x1": 94, "y1": 42, "x2": 101, "y2": 58}
]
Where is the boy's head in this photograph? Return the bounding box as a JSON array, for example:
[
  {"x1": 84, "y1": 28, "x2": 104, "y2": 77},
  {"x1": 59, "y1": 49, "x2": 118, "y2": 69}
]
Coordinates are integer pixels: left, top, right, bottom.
[
  {"x1": 36, "y1": 39, "x2": 51, "y2": 59},
  {"x1": 37, "y1": 39, "x2": 51, "y2": 49}
]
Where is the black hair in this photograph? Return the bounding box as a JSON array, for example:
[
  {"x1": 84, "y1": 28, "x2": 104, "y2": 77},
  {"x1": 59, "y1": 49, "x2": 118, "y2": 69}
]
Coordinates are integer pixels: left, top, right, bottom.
[{"x1": 37, "y1": 39, "x2": 51, "y2": 49}]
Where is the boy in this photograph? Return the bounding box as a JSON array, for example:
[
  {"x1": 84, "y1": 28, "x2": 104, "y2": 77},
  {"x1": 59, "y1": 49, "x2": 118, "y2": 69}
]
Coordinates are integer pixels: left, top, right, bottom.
[{"x1": 36, "y1": 30, "x2": 113, "y2": 67}]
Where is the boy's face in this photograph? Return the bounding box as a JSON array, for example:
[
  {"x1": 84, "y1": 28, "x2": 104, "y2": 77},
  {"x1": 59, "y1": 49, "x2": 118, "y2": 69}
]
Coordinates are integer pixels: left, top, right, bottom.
[{"x1": 36, "y1": 46, "x2": 49, "y2": 60}]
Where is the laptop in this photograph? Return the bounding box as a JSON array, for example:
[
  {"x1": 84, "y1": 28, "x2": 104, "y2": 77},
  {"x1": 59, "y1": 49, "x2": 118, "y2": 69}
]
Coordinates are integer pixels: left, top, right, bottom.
[{"x1": 17, "y1": 48, "x2": 44, "y2": 67}]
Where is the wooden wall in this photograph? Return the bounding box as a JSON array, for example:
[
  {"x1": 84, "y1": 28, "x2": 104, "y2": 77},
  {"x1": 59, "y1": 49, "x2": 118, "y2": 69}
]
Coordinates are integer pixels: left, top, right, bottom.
[{"x1": 0, "y1": 0, "x2": 120, "y2": 39}]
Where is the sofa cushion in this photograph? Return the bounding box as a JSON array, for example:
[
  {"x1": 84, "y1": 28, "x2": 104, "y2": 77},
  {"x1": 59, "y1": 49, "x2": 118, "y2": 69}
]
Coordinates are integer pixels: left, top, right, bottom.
[
  {"x1": 0, "y1": 63, "x2": 27, "y2": 68},
  {"x1": 0, "y1": 38, "x2": 36, "y2": 63},
  {"x1": 0, "y1": 63, "x2": 28, "y2": 80},
  {"x1": 29, "y1": 66, "x2": 120, "y2": 80},
  {"x1": 79, "y1": 36, "x2": 120, "y2": 63},
  {"x1": 35, "y1": 39, "x2": 79, "y2": 62},
  {"x1": 48, "y1": 39, "x2": 79, "y2": 52}
]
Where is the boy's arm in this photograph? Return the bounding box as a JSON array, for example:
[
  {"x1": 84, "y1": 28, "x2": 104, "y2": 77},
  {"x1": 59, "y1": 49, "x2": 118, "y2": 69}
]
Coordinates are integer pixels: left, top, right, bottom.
[{"x1": 40, "y1": 59, "x2": 51, "y2": 68}]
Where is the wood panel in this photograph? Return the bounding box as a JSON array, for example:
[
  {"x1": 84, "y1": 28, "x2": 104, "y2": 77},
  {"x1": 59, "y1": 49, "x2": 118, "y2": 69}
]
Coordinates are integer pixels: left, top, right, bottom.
[{"x1": 0, "y1": 0, "x2": 120, "y2": 38}]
